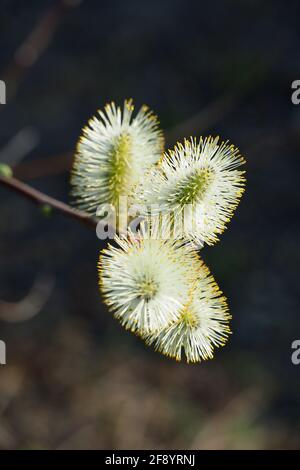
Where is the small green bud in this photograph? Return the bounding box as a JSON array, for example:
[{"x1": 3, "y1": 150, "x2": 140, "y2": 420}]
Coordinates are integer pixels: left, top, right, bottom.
[
  {"x1": 40, "y1": 204, "x2": 53, "y2": 217},
  {"x1": 0, "y1": 163, "x2": 13, "y2": 178}
]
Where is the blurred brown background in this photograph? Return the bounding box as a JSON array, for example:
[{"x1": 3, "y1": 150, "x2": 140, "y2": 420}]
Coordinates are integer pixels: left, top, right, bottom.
[{"x1": 0, "y1": 0, "x2": 300, "y2": 449}]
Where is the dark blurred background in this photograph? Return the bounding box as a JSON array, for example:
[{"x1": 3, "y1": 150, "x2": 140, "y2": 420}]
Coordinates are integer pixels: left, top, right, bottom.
[{"x1": 0, "y1": 0, "x2": 299, "y2": 449}]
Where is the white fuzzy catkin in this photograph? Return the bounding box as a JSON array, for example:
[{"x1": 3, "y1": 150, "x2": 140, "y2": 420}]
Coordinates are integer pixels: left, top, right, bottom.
[{"x1": 71, "y1": 99, "x2": 164, "y2": 214}]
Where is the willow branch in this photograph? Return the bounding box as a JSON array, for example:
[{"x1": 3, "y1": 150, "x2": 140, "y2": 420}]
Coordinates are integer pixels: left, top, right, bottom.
[{"x1": 0, "y1": 175, "x2": 97, "y2": 229}]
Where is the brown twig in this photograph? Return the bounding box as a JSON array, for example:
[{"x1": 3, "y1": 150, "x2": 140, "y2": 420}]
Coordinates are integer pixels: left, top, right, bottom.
[{"x1": 0, "y1": 174, "x2": 97, "y2": 229}]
